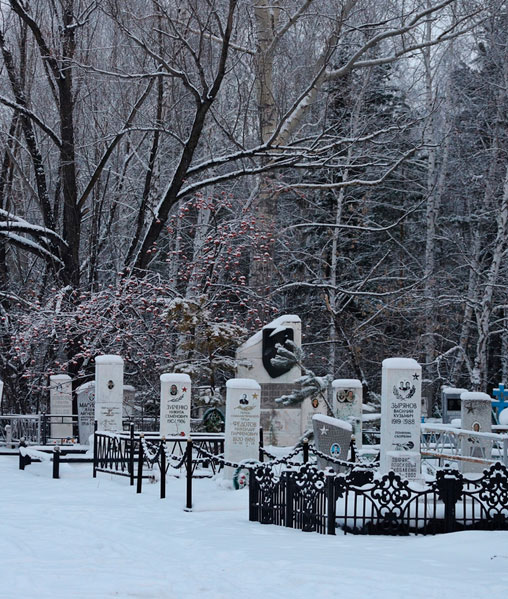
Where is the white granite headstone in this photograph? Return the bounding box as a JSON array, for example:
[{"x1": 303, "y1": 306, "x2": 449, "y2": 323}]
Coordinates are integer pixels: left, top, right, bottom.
[
  {"x1": 76, "y1": 381, "x2": 95, "y2": 444},
  {"x1": 332, "y1": 379, "x2": 363, "y2": 448},
  {"x1": 95, "y1": 355, "x2": 123, "y2": 432},
  {"x1": 160, "y1": 373, "x2": 191, "y2": 437},
  {"x1": 380, "y1": 358, "x2": 422, "y2": 479},
  {"x1": 460, "y1": 391, "x2": 492, "y2": 473},
  {"x1": 49, "y1": 374, "x2": 73, "y2": 441},
  {"x1": 224, "y1": 378, "x2": 261, "y2": 478}
]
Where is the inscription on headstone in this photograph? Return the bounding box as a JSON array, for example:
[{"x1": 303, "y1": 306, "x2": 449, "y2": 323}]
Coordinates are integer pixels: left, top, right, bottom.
[
  {"x1": 380, "y1": 357, "x2": 422, "y2": 479},
  {"x1": 312, "y1": 414, "x2": 352, "y2": 473},
  {"x1": 332, "y1": 379, "x2": 363, "y2": 448},
  {"x1": 300, "y1": 394, "x2": 328, "y2": 436},
  {"x1": 224, "y1": 379, "x2": 261, "y2": 478},
  {"x1": 76, "y1": 381, "x2": 95, "y2": 445},
  {"x1": 49, "y1": 374, "x2": 73, "y2": 441},
  {"x1": 460, "y1": 391, "x2": 492, "y2": 473},
  {"x1": 160, "y1": 373, "x2": 191, "y2": 437},
  {"x1": 95, "y1": 355, "x2": 123, "y2": 432}
]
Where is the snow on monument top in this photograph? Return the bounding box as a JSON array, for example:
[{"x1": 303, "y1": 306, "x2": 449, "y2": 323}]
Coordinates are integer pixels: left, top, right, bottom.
[
  {"x1": 442, "y1": 386, "x2": 468, "y2": 394},
  {"x1": 95, "y1": 355, "x2": 124, "y2": 365},
  {"x1": 160, "y1": 373, "x2": 191, "y2": 383},
  {"x1": 240, "y1": 315, "x2": 301, "y2": 350},
  {"x1": 382, "y1": 357, "x2": 420, "y2": 370},
  {"x1": 226, "y1": 378, "x2": 261, "y2": 390},
  {"x1": 50, "y1": 374, "x2": 71, "y2": 381},
  {"x1": 312, "y1": 413, "x2": 352, "y2": 431},
  {"x1": 332, "y1": 378, "x2": 362, "y2": 388},
  {"x1": 460, "y1": 391, "x2": 493, "y2": 402}
]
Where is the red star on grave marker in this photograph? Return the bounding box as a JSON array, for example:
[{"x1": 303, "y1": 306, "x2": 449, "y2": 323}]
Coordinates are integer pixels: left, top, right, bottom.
[{"x1": 182, "y1": 387, "x2": 187, "y2": 392}]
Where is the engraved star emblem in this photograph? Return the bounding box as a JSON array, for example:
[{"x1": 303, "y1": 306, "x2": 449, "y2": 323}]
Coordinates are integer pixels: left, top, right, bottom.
[
  {"x1": 466, "y1": 405, "x2": 475, "y2": 414},
  {"x1": 320, "y1": 425, "x2": 329, "y2": 435},
  {"x1": 252, "y1": 393, "x2": 258, "y2": 399},
  {"x1": 413, "y1": 373, "x2": 419, "y2": 380}
]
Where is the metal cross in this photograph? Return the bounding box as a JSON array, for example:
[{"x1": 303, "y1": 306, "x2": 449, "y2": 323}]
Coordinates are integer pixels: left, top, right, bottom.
[{"x1": 492, "y1": 383, "x2": 508, "y2": 422}]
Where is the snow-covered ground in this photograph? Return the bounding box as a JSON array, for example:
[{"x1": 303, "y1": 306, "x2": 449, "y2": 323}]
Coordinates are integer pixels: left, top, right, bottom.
[{"x1": 1, "y1": 456, "x2": 508, "y2": 599}]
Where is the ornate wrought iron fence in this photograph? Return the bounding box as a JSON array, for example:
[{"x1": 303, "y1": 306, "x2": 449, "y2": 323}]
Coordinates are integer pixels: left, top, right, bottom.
[{"x1": 249, "y1": 462, "x2": 508, "y2": 536}]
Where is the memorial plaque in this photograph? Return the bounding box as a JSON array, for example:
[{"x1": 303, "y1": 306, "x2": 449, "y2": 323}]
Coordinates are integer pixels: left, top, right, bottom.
[
  {"x1": 260, "y1": 408, "x2": 301, "y2": 446},
  {"x1": 160, "y1": 373, "x2": 191, "y2": 437},
  {"x1": 95, "y1": 355, "x2": 123, "y2": 432},
  {"x1": 380, "y1": 357, "x2": 422, "y2": 479},
  {"x1": 49, "y1": 374, "x2": 73, "y2": 441},
  {"x1": 332, "y1": 379, "x2": 363, "y2": 448},
  {"x1": 312, "y1": 414, "x2": 352, "y2": 473},
  {"x1": 300, "y1": 394, "x2": 328, "y2": 436},
  {"x1": 76, "y1": 381, "x2": 95, "y2": 445},
  {"x1": 224, "y1": 379, "x2": 261, "y2": 478},
  {"x1": 460, "y1": 391, "x2": 492, "y2": 473},
  {"x1": 441, "y1": 386, "x2": 467, "y2": 424}
]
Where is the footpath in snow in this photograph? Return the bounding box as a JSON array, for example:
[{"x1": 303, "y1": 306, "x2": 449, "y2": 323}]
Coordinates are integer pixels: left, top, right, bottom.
[{"x1": 1, "y1": 456, "x2": 508, "y2": 599}]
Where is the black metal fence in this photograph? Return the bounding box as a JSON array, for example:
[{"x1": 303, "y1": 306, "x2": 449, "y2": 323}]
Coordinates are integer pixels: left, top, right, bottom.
[{"x1": 249, "y1": 461, "x2": 508, "y2": 535}]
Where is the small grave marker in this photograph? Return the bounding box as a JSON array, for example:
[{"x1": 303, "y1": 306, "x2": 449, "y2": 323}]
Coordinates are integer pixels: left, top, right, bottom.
[
  {"x1": 49, "y1": 374, "x2": 73, "y2": 441},
  {"x1": 95, "y1": 355, "x2": 123, "y2": 432},
  {"x1": 312, "y1": 414, "x2": 352, "y2": 473},
  {"x1": 160, "y1": 374, "x2": 191, "y2": 437}
]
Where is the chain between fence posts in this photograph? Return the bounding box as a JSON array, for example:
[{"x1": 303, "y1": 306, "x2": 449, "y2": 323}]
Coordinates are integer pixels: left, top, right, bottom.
[
  {"x1": 259, "y1": 427, "x2": 264, "y2": 463},
  {"x1": 303, "y1": 438, "x2": 309, "y2": 464},
  {"x1": 185, "y1": 438, "x2": 193, "y2": 511},
  {"x1": 93, "y1": 421, "x2": 98, "y2": 478},
  {"x1": 53, "y1": 446, "x2": 60, "y2": 479},
  {"x1": 129, "y1": 422, "x2": 135, "y2": 486},
  {"x1": 136, "y1": 434, "x2": 144, "y2": 494},
  {"x1": 160, "y1": 438, "x2": 166, "y2": 500}
]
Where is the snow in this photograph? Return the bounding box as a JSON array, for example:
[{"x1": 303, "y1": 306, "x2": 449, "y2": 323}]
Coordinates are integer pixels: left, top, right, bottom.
[
  {"x1": 460, "y1": 391, "x2": 493, "y2": 402},
  {"x1": 332, "y1": 378, "x2": 362, "y2": 387},
  {"x1": 2, "y1": 456, "x2": 508, "y2": 598},
  {"x1": 382, "y1": 357, "x2": 420, "y2": 369},
  {"x1": 95, "y1": 354, "x2": 124, "y2": 364},
  {"x1": 499, "y1": 408, "x2": 508, "y2": 425},
  {"x1": 442, "y1": 387, "x2": 468, "y2": 394},
  {"x1": 226, "y1": 378, "x2": 261, "y2": 390},
  {"x1": 160, "y1": 373, "x2": 192, "y2": 383},
  {"x1": 313, "y1": 413, "x2": 352, "y2": 431}
]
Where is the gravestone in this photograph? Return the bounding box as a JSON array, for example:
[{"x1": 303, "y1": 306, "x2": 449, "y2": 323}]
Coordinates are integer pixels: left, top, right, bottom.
[
  {"x1": 160, "y1": 373, "x2": 191, "y2": 437},
  {"x1": 380, "y1": 357, "x2": 422, "y2": 479},
  {"x1": 95, "y1": 355, "x2": 123, "y2": 432},
  {"x1": 49, "y1": 374, "x2": 73, "y2": 441},
  {"x1": 312, "y1": 414, "x2": 352, "y2": 473},
  {"x1": 460, "y1": 391, "x2": 492, "y2": 473},
  {"x1": 332, "y1": 379, "x2": 363, "y2": 448},
  {"x1": 224, "y1": 378, "x2": 261, "y2": 478},
  {"x1": 441, "y1": 386, "x2": 467, "y2": 424},
  {"x1": 236, "y1": 315, "x2": 301, "y2": 446},
  {"x1": 300, "y1": 394, "x2": 328, "y2": 436},
  {"x1": 76, "y1": 381, "x2": 95, "y2": 445}
]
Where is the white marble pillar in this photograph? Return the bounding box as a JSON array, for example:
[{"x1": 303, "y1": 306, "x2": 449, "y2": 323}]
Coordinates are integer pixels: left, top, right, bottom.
[
  {"x1": 380, "y1": 358, "x2": 422, "y2": 479},
  {"x1": 460, "y1": 391, "x2": 492, "y2": 473},
  {"x1": 224, "y1": 379, "x2": 261, "y2": 478},
  {"x1": 49, "y1": 374, "x2": 73, "y2": 441},
  {"x1": 95, "y1": 355, "x2": 123, "y2": 432},
  {"x1": 332, "y1": 379, "x2": 363, "y2": 448},
  {"x1": 160, "y1": 373, "x2": 191, "y2": 437}
]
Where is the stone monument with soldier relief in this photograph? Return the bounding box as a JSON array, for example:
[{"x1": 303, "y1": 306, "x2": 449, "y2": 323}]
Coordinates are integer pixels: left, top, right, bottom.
[
  {"x1": 380, "y1": 358, "x2": 422, "y2": 480},
  {"x1": 236, "y1": 315, "x2": 302, "y2": 446}
]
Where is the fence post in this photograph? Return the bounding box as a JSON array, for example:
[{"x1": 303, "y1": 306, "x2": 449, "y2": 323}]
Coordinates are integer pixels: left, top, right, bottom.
[
  {"x1": 259, "y1": 427, "x2": 264, "y2": 463},
  {"x1": 249, "y1": 468, "x2": 257, "y2": 522},
  {"x1": 93, "y1": 420, "x2": 98, "y2": 478},
  {"x1": 303, "y1": 438, "x2": 309, "y2": 464},
  {"x1": 136, "y1": 434, "x2": 144, "y2": 494},
  {"x1": 41, "y1": 412, "x2": 48, "y2": 445},
  {"x1": 129, "y1": 422, "x2": 135, "y2": 486},
  {"x1": 285, "y1": 471, "x2": 294, "y2": 528},
  {"x1": 326, "y1": 473, "x2": 336, "y2": 535},
  {"x1": 185, "y1": 438, "x2": 193, "y2": 511},
  {"x1": 19, "y1": 439, "x2": 29, "y2": 470},
  {"x1": 160, "y1": 438, "x2": 166, "y2": 500},
  {"x1": 53, "y1": 446, "x2": 60, "y2": 479},
  {"x1": 350, "y1": 437, "x2": 356, "y2": 463},
  {"x1": 5, "y1": 424, "x2": 12, "y2": 449}
]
